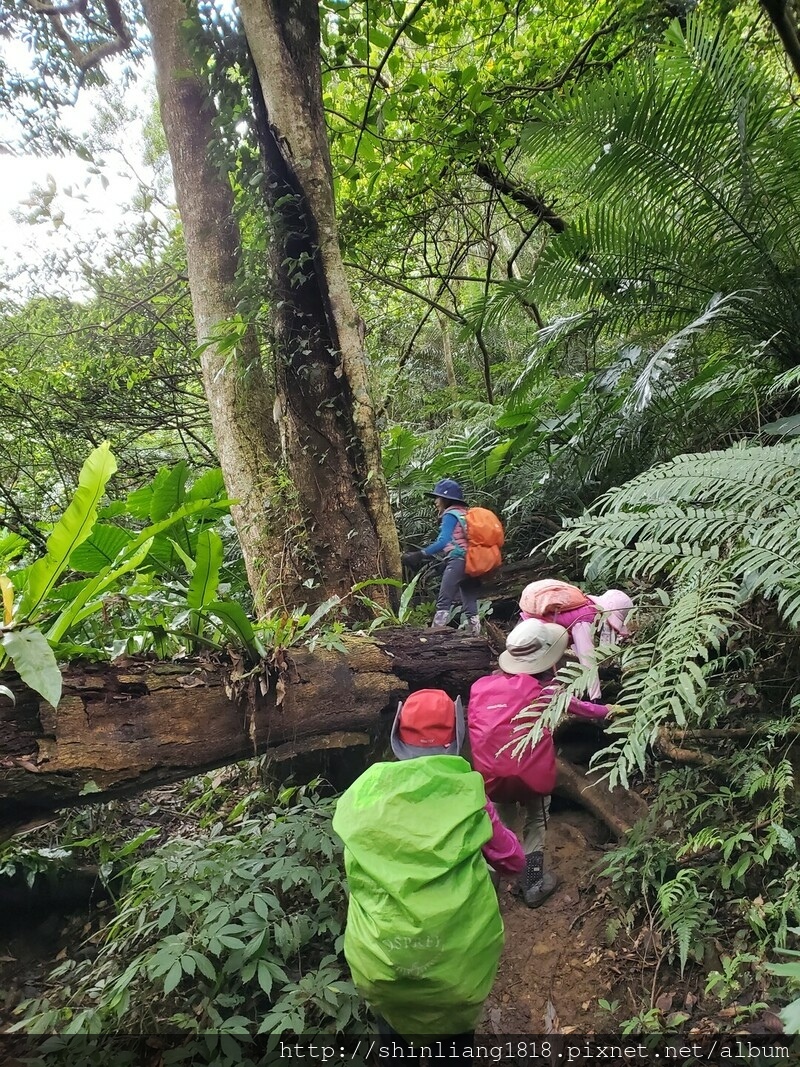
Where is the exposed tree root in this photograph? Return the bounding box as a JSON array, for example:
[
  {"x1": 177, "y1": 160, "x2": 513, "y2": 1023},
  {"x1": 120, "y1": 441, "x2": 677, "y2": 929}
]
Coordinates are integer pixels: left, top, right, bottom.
[
  {"x1": 656, "y1": 728, "x2": 718, "y2": 767},
  {"x1": 555, "y1": 757, "x2": 648, "y2": 838}
]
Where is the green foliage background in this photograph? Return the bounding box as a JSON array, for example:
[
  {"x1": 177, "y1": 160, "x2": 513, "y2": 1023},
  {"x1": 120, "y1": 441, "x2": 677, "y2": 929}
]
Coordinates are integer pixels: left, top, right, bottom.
[{"x1": 2, "y1": 0, "x2": 800, "y2": 1043}]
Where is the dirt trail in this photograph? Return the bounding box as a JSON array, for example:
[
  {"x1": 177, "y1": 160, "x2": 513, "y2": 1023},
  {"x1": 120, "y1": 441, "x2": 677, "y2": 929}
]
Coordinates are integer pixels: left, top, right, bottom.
[{"x1": 485, "y1": 806, "x2": 620, "y2": 1035}]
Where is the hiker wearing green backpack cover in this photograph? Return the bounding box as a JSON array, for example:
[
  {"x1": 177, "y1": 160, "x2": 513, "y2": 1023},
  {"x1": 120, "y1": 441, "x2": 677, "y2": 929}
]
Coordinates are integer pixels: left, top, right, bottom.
[{"x1": 332, "y1": 689, "x2": 524, "y2": 1049}]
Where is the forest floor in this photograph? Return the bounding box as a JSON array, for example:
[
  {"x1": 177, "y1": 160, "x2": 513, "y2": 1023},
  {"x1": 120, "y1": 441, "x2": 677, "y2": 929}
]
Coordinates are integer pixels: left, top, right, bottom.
[
  {"x1": 0, "y1": 787, "x2": 772, "y2": 1043},
  {"x1": 0, "y1": 801, "x2": 636, "y2": 1038},
  {"x1": 485, "y1": 806, "x2": 625, "y2": 1036}
]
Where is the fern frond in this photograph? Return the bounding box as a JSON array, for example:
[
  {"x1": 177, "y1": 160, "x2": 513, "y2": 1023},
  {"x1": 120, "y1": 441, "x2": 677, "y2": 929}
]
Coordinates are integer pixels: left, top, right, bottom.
[{"x1": 554, "y1": 440, "x2": 800, "y2": 785}]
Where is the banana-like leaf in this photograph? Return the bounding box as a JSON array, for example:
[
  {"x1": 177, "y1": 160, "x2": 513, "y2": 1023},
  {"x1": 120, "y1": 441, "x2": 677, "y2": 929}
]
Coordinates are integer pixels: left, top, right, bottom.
[
  {"x1": 398, "y1": 572, "x2": 423, "y2": 622},
  {"x1": 149, "y1": 462, "x2": 189, "y2": 522},
  {"x1": 1, "y1": 574, "x2": 13, "y2": 625},
  {"x1": 299, "y1": 595, "x2": 342, "y2": 635},
  {"x1": 482, "y1": 440, "x2": 514, "y2": 481},
  {"x1": 125, "y1": 461, "x2": 194, "y2": 522},
  {"x1": 129, "y1": 500, "x2": 229, "y2": 565},
  {"x1": 168, "y1": 538, "x2": 196, "y2": 575},
  {"x1": 206, "y1": 600, "x2": 264, "y2": 658},
  {"x1": 42, "y1": 578, "x2": 93, "y2": 603},
  {"x1": 47, "y1": 538, "x2": 154, "y2": 645},
  {"x1": 41, "y1": 502, "x2": 229, "y2": 645},
  {"x1": 187, "y1": 530, "x2": 223, "y2": 610},
  {"x1": 19, "y1": 443, "x2": 117, "y2": 621},
  {"x1": 70, "y1": 523, "x2": 135, "y2": 574},
  {"x1": 187, "y1": 468, "x2": 225, "y2": 501},
  {"x1": 0, "y1": 532, "x2": 27, "y2": 566},
  {"x1": 1, "y1": 627, "x2": 62, "y2": 708}
]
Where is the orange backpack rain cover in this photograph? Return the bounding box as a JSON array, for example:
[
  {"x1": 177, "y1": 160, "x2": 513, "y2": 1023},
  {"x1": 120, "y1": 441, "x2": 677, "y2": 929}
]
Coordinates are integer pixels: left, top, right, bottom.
[{"x1": 464, "y1": 507, "x2": 504, "y2": 577}]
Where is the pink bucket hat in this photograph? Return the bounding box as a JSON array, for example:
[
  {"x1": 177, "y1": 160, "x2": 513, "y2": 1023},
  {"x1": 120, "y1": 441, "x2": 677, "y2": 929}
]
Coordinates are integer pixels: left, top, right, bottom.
[{"x1": 587, "y1": 590, "x2": 633, "y2": 637}]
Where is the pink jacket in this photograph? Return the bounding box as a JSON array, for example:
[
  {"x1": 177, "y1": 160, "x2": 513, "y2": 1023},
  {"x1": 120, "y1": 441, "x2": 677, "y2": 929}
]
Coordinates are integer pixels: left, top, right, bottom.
[
  {"x1": 468, "y1": 672, "x2": 608, "y2": 803},
  {"x1": 483, "y1": 800, "x2": 525, "y2": 874}
]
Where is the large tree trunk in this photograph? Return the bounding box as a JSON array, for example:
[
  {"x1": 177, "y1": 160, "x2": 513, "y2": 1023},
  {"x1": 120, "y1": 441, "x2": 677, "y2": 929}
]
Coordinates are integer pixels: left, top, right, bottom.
[
  {"x1": 238, "y1": 0, "x2": 401, "y2": 600},
  {"x1": 143, "y1": 0, "x2": 302, "y2": 612},
  {"x1": 0, "y1": 630, "x2": 493, "y2": 822}
]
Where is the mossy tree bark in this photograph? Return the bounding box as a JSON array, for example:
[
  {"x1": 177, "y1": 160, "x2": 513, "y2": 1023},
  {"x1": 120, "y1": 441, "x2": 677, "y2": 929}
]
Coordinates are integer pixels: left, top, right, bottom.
[
  {"x1": 143, "y1": 0, "x2": 303, "y2": 612},
  {"x1": 238, "y1": 0, "x2": 402, "y2": 600}
]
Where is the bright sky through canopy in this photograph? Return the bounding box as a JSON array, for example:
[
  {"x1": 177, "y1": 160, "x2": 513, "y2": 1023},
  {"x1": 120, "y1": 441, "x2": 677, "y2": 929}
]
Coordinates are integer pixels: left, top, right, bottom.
[{"x1": 0, "y1": 34, "x2": 159, "y2": 301}]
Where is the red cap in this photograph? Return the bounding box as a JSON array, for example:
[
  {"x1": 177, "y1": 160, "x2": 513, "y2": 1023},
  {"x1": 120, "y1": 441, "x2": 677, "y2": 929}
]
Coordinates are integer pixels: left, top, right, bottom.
[{"x1": 397, "y1": 689, "x2": 456, "y2": 747}]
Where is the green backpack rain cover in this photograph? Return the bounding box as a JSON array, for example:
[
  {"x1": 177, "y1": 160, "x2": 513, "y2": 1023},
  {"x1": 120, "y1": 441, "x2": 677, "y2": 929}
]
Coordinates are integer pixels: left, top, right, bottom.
[{"x1": 332, "y1": 755, "x2": 503, "y2": 1037}]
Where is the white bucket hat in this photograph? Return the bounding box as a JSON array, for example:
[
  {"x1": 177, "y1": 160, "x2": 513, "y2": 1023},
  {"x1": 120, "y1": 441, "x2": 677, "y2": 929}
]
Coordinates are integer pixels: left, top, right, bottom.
[{"x1": 498, "y1": 618, "x2": 570, "y2": 675}]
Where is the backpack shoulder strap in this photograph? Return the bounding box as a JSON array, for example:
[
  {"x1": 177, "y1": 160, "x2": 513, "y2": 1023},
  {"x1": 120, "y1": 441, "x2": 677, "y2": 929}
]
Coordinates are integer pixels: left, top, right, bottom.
[{"x1": 445, "y1": 505, "x2": 468, "y2": 527}]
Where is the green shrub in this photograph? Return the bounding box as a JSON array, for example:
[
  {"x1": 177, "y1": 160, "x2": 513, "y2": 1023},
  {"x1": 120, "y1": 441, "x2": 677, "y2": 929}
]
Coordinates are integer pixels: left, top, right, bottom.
[{"x1": 13, "y1": 786, "x2": 362, "y2": 1061}]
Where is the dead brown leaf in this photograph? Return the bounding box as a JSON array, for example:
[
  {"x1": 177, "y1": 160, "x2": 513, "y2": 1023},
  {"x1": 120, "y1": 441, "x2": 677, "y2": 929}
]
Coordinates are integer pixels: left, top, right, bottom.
[
  {"x1": 176, "y1": 675, "x2": 205, "y2": 688},
  {"x1": 761, "y1": 1011, "x2": 784, "y2": 1033},
  {"x1": 544, "y1": 997, "x2": 561, "y2": 1034},
  {"x1": 656, "y1": 992, "x2": 675, "y2": 1013}
]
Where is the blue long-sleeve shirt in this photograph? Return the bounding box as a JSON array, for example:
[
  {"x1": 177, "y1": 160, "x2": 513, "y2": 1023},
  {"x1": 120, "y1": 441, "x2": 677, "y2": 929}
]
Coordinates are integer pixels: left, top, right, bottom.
[{"x1": 423, "y1": 511, "x2": 464, "y2": 557}]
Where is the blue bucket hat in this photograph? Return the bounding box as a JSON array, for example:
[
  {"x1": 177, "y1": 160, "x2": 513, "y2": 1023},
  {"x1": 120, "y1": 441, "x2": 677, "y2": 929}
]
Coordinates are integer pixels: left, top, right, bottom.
[{"x1": 425, "y1": 478, "x2": 466, "y2": 504}]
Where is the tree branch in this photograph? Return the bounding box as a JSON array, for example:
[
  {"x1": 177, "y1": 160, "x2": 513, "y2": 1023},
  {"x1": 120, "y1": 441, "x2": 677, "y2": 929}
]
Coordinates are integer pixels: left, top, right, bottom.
[
  {"x1": 473, "y1": 160, "x2": 565, "y2": 232},
  {"x1": 761, "y1": 0, "x2": 800, "y2": 80},
  {"x1": 656, "y1": 728, "x2": 717, "y2": 767},
  {"x1": 352, "y1": 0, "x2": 427, "y2": 164},
  {"x1": 344, "y1": 260, "x2": 465, "y2": 323},
  {"x1": 28, "y1": 0, "x2": 132, "y2": 72},
  {"x1": 29, "y1": 0, "x2": 87, "y2": 13}
]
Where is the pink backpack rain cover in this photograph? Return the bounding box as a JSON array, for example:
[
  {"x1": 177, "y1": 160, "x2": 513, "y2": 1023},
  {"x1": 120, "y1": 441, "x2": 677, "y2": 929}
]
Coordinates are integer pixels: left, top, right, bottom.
[{"x1": 467, "y1": 673, "x2": 557, "y2": 801}]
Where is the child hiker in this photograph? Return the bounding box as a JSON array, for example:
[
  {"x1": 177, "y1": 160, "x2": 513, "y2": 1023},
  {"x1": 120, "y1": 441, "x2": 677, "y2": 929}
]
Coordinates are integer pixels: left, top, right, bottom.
[
  {"x1": 332, "y1": 689, "x2": 524, "y2": 1052},
  {"x1": 401, "y1": 479, "x2": 482, "y2": 636},
  {"x1": 518, "y1": 579, "x2": 634, "y2": 700},
  {"x1": 467, "y1": 619, "x2": 618, "y2": 908}
]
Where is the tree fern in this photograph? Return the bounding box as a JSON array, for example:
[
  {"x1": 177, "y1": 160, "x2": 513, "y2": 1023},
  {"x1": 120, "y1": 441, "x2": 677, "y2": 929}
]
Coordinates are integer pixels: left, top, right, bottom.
[
  {"x1": 472, "y1": 10, "x2": 800, "y2": 510},
  {"x1": 551, "y1": 440, "x2": 800, "y2": 785}
]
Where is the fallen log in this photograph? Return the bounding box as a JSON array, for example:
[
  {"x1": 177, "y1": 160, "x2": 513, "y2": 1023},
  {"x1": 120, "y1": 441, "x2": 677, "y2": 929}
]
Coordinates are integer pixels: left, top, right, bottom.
[
  {"x1": 662, "y1": 724, "x2": 800, "y2": 741},
  {"x1": 481, "y1": 557, "x2": 552, "y2": 604},
  {"x1": 1, "y1": 628, "x2": 494, "y2": 823},
  {"x1": 1, "y1": 626, "x2": 649, "y2": 840},
  {"x1": 555, "y1": 757, "x2": 649, "y2": 838}
]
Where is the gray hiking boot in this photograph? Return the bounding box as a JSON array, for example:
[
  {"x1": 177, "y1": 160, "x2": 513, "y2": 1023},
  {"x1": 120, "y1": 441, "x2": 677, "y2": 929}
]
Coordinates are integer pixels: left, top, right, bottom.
[
  {"x1": 518, "y1": 851, "x2": 560, "y2": 909},
  {"x1": 467, "y1": 615, "x2": 481, "y2": 637},
  {"x1": 431, "y1": 610, "x2": 450, "y2": 629}
]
